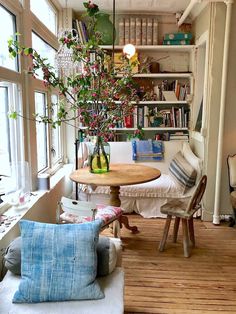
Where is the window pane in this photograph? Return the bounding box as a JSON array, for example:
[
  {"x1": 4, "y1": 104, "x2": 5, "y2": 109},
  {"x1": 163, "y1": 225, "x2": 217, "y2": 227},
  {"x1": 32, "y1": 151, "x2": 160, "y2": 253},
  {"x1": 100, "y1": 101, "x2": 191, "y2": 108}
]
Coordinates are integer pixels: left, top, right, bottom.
[
  {"x1": 35, "y1": 92, "x2": 48, "y2": 172},
  {"x1": 32, "y1": 32, "x2": 56, "y2": 80},
  {"x1": 30, "y1": 0, "x2": 57, "y2": 34},
  {"x1": 0, "y1": 82, "x2": 24, "y2": 196},
  {"x1": 0, "y1": 87, "x2": 11, "y2": 176},
  {"x1": 51, "y1": 94, "x2": 61, "y2": 165},
  {"x1": 0, "y1": 5, "x2": 18, "y2": 71}
]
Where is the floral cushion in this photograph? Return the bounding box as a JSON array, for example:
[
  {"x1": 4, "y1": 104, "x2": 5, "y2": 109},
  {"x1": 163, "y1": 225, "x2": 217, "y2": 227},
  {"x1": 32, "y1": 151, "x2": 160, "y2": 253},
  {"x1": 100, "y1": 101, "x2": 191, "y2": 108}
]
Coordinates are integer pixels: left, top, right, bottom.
[{"x1": 60, "y1": 204, "x2": 122, "y2": 226}]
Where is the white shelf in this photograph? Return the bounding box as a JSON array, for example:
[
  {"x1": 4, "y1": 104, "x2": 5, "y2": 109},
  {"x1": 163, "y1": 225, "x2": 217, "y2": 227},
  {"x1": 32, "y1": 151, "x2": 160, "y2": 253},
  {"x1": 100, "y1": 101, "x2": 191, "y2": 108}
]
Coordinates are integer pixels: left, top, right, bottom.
[
  {"x1": 114, "y1": 101, "x2": 188, "y2": 105},
  {"x1": 101, "y1": 45, "x2": 195, "y2": 52},
  {"x1": 117, "y1": 73, "x2": 192, "y2": 78},
  {"x1": 111, "y1": 127, "x2": 188, "y2": 131}
]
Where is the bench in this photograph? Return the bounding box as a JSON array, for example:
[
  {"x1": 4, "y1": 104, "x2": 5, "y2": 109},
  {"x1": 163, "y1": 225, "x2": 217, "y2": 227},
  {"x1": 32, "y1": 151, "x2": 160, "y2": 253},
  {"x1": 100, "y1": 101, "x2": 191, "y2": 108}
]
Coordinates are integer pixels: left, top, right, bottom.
[{"x1": 77, "y1": 141, "x2": 202, "y2": 218}]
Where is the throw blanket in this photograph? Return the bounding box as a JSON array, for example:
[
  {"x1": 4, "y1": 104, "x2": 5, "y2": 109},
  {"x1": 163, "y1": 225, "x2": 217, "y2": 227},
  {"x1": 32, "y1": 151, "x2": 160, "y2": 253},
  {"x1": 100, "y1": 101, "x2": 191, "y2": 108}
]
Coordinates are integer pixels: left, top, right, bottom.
[{"x1": 132, "y1": 140, "x2": 164, "y2": 161}]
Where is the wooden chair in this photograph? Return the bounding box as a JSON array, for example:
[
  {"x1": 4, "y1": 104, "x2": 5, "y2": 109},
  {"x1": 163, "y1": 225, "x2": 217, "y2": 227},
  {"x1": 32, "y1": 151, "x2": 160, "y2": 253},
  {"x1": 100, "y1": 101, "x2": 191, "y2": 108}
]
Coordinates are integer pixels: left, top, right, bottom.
[
  {"x1": 159, "y1": 175, "x2": 207, "y2": 257},
  {"x1": 227, "y1": 154, "x2": 236, "y2": 227}
]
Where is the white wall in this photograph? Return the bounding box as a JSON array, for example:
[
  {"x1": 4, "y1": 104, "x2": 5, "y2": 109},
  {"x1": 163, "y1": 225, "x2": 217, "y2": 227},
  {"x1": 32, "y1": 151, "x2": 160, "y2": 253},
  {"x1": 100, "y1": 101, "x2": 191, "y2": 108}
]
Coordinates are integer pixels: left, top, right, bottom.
[
  {"x1": 192, "y1": 3, "x2": 227, "y2": 221},
  {"x1": 220, "y1": 3, "x2": 236, "y2": 214}
]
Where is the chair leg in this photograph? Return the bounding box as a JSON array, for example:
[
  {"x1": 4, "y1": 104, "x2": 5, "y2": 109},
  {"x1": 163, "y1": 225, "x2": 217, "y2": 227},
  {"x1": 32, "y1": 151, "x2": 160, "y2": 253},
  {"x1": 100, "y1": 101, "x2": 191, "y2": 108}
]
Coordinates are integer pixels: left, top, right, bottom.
[
  {"x1": 159, "y1": 215, "x2": 172, "y2": 252},
  {"x1": 182, "y1": 218, "x2": 190, "y2": 258},
  {"x1": 173, "y1": 217, "x2": 180, "y2": 243},
  {"x1": 188, "y1": 217, "x2": 195, "y2": 247},
  {"x1": 113, "y1": 220, "x2": 120, "y2": 238}
]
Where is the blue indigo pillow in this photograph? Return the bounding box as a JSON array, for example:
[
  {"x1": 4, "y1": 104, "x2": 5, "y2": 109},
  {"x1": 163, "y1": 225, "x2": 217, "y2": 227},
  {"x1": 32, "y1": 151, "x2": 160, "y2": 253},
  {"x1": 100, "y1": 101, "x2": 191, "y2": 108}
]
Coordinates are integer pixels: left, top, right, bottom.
[{"x1": 13, "y1": 219, "x2": 104, "y2": 303}]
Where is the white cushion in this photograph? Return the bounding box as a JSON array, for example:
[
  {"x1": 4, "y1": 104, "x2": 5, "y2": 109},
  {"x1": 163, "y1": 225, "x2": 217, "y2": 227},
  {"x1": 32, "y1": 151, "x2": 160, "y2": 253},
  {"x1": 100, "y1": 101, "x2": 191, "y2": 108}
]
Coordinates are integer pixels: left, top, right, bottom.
[
  {"x1": 182, "y1": 142, "x2": 202, "y2": 181},
  {"x1": 92, "y1": 174, "x2": 184, "y2": 198},
  {"x1": 0, "y1": 268, "x2": 124, "y2": 314}
]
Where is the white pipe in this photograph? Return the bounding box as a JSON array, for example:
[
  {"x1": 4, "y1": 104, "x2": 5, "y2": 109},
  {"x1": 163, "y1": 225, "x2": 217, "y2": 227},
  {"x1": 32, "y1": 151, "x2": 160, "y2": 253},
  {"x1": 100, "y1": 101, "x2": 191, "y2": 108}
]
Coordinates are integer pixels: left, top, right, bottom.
[
  {"x1": 178, "y1": 0, "x2": 229, "y2": 27},
  {"x1": 213, "y1": 0, "x2": 233, "y2": 224},
  {"x1": 178, "y1": 0, "x2": 199, "y2": 27}
]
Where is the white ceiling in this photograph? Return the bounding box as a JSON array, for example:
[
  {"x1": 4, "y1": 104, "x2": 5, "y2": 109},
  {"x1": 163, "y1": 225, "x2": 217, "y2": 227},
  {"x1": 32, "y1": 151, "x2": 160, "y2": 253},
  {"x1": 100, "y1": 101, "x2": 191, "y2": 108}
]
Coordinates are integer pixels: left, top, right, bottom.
[{"x1": 58, "y1": 0, "x2": 191, "y2": 14}]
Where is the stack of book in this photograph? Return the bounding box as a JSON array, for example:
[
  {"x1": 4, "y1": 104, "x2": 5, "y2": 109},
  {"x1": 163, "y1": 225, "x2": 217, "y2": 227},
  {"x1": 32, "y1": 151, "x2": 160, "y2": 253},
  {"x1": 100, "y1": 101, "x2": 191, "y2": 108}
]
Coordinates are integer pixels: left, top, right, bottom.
[
  {"x1": 72, "y1": 19, "x2": 88, "y2": 44},
  {"x1": 163, "y1": 32, "x2": 192, "y2": 46},
  {"x1": 119, "y1": 17, "x2": 158, "y2": 46},
  {"x1": 169, "y1": 132, "x2": 189, "y2": 141}
]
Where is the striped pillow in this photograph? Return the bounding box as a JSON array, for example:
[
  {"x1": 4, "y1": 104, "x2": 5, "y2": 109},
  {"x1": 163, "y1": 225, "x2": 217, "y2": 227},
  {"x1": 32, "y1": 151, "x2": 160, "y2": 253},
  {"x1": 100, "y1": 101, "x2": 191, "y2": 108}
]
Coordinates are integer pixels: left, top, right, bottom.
[{"x1": 169, "y1": 151, "x2": 197, "y2": 193}]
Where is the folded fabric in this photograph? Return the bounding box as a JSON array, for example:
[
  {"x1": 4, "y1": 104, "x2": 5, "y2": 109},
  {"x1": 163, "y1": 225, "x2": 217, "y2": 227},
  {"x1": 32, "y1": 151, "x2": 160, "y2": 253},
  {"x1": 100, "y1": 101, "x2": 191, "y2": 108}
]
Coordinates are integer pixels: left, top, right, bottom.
[
  {"x1": 132, "y1": 140, "x2": 164, "y2": 161},
  {"x1": 60, "y1": 204, "x2": 122, "y2": 225}
]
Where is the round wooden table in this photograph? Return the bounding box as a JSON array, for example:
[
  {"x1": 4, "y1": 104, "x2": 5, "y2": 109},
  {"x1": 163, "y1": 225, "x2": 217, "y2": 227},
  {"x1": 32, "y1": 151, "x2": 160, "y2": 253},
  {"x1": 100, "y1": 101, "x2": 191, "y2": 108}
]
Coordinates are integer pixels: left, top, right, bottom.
[{"x1": 70, "y1": 163, "x2": 161, "y2": 233}]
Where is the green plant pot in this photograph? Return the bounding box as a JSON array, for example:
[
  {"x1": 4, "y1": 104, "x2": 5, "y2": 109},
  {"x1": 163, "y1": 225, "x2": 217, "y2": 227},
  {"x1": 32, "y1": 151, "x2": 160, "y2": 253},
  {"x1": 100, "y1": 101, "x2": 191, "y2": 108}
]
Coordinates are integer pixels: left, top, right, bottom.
[
  {"x1": 151, "y1": 117, "x2": 163, "y2": 127},
  {"x1": 95, "y1": 13, "x2": 116, "y2": 45}
]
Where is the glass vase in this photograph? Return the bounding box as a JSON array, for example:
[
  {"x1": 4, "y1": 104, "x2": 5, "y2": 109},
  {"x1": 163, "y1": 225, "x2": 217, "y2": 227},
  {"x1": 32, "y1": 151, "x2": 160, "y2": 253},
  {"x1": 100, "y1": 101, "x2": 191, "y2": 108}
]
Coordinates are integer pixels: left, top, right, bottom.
[
  {"x1": 95, "y1": 13, "x2": 116, "y2": 45},
  {"x1": 88, "y1": 136, "x2": 110, "y2": 173}
]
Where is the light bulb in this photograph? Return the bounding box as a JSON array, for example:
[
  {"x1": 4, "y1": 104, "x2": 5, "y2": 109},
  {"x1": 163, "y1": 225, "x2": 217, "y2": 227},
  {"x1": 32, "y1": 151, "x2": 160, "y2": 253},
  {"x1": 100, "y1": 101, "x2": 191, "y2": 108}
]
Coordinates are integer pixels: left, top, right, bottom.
[{"x1": 123, "y1": 44, "x2": 136, "y2": 59}]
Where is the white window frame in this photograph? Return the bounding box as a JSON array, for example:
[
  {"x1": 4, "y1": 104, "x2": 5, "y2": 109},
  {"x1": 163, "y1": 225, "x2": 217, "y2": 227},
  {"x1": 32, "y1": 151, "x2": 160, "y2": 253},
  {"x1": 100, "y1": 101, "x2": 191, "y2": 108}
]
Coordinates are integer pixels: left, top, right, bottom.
[
  {"x1": 0, "y1": 0, "x2": 65, "y2": 191},
  {"x1": 191, "y1": 31, "x2": 209, "y2": 142}
]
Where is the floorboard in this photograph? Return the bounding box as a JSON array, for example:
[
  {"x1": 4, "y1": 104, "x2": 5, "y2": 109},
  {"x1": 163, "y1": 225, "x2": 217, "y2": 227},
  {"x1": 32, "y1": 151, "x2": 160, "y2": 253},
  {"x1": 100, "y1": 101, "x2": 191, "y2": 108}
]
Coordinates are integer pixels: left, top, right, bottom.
[{"x1": 102, "y1": 214, "x2": 236, "y2": 314}]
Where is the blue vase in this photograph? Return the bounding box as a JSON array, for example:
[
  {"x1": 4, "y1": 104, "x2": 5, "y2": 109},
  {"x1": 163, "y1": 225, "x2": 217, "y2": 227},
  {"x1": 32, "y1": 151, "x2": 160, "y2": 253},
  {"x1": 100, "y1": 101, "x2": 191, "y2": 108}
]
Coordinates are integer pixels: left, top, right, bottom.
[{"x1": 95, "y1": 13, "x2": 116, "y2": 45}]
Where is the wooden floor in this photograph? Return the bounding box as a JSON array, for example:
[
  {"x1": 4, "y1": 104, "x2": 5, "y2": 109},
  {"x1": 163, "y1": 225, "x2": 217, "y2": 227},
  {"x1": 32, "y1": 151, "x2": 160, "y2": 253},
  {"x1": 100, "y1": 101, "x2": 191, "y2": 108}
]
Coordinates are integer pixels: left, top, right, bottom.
[{"x1": 103, "y1": 214, "x2": 236, "y2": 314}]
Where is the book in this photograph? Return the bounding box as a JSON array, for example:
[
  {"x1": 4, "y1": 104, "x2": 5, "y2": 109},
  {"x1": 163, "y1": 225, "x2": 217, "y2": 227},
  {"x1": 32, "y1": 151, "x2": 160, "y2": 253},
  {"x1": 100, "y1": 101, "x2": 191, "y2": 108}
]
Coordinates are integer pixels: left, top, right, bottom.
[
  {"x1": 133, "y1": 106, "x2": 138, "y2": 128},
  {"x1": 147, "y1": 18, "x2": 153, "y2": 45},
  {"x1": 164, "y1": 32, "x2": 192, "y2": 40},
  {"x1": 152, "y1": 18, "x2": 158, "y2": 45},
  {"x1": 144, "y1": 106, "x2": 149, "y2": 128},
  {"x1": 130, "y1": 17, "x2": 136, "y2": 45},
  {"x1": 124, "y1": 17, "x2": 130, "y2": 44},
  {"x1": 135, "y1": 17, "x2": 142, "y2": 45},
  {"x1": 138, "y1": 106, "x2": 144, "y2": 127},
  {"x1": 79, "y1": 21, "x2": 87, "y2": 43},
  {"x1": 162, "y1": 91, "x2": 178, "y2": 102},
  {"x1": 76, "y1": 19, "x2": 84, "y2": 44},
  {"x1": 118, "y1": 18, "x2": 125, "y2": 45},
  {"x1": 141, "y1": 18, "x2": 147, "y2": 45},
  {"x1": 124, "y1": 115, "x2": 133, "y2": 128},
  {"x1": 81, "y1": 21, "x2": 88, "y2": 42},
  {"x1": 163, "y1": 39, "x2": 191, "y2": 45}
]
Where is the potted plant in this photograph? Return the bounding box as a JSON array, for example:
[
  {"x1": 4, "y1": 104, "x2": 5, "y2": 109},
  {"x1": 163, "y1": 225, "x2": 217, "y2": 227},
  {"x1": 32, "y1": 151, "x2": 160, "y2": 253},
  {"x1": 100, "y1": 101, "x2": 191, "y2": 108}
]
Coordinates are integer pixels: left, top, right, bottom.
[
  {"x1": 127, "y1": 126, "x2": 145, "y2": 141},
  {"x1": 8, "y1": 1, "x2": 138, "y2": 174},
  {"x1": 146, "y1": 108, "x2": 163, "y2": 127}
]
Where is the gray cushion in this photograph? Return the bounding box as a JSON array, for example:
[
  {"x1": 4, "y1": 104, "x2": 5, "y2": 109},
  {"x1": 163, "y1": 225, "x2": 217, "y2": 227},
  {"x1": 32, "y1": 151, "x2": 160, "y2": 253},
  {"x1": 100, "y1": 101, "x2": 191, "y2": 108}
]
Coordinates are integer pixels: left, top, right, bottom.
[
  {"x1": 4, "y1": 237, "x2": 21, "y2": 275},
  {"x1": 97, "y1": 236, "x2": 117, "y2": 277},
  {"x1": 4, "y1": 235, "x2": 117, "y2": 277}
]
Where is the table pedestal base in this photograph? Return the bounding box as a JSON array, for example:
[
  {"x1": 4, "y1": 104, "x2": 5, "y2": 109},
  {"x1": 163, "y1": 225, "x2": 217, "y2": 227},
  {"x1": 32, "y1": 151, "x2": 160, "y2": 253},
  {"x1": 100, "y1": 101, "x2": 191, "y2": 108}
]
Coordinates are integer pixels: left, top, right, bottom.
[{"x1": 110, "y1": 186, "x2": 139, "y2": 234}]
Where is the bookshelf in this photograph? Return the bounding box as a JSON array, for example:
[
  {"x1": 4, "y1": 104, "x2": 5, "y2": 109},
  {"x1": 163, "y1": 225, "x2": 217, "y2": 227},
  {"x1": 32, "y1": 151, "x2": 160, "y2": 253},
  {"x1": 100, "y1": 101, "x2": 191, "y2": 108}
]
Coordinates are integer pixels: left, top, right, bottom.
[
  {"x1": 68, "y1": 9, "x2": 195, "y2": 141},
  {"x1": 102, "y1": 44, "x2": 194, "y2": 139}
]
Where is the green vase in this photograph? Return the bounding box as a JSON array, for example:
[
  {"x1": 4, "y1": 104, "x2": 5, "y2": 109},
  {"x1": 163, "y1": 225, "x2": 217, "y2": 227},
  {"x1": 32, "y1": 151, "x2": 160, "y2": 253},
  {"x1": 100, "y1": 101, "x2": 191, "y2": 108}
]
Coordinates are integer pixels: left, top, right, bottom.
[
  {"x1": 95, "y1": 13, "x2": 115, "y2": 45},
  {"x1": 88, "y1": 136, "x2": 110, "y2": 173}
]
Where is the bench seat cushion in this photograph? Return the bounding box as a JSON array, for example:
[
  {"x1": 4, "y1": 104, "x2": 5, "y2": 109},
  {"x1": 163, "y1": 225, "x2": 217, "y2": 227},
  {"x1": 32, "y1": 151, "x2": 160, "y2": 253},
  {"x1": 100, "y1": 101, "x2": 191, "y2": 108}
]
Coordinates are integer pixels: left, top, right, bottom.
[
  {"x1": 91, "y1": 174, "x2": 189, "y2": 198},
  {"x1": 0, "y1": 268, "x2": 124, "y2": 314}
]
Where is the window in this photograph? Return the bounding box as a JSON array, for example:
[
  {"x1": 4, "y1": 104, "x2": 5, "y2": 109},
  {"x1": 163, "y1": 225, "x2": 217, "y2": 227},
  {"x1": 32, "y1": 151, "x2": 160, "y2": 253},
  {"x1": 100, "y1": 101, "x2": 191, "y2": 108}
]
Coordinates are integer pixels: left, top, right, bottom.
[
  {"x1": 51, "y1": 94, "x2": 62, "y2": 166},
  {"x1": 32, "y1": 32, "x2": 56, "y2": 80},
  {"x1": 30, "y1": 0, "x2": 57, "y2": 34},
  {"x1": 0, "y1": 82, "x2": 23, "y2": 177},
  {"x1": 35, "y1": 91, "x2": 48, "y2": 172},
  {"x1": 0, "y1": 5, "x2": 18, "y2": 71}
]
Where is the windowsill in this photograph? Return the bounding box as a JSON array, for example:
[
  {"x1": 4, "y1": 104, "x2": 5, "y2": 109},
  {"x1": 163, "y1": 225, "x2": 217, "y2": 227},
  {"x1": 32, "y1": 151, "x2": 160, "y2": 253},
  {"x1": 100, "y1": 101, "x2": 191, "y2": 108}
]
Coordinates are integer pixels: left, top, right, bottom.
[{"x1": 0, "y1": 163, "x2": 73, "y2": 241}]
